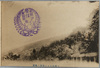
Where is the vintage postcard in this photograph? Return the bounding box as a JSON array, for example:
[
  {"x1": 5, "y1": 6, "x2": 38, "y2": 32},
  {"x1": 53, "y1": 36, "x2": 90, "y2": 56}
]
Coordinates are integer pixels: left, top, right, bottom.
[{"x1": 1, "y1": 1, "x2": 99, "y2": 67}]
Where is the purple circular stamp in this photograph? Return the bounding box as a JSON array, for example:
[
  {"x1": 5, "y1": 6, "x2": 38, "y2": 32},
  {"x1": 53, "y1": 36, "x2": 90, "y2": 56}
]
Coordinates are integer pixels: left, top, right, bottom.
[{"x1": 14, "y1": 8, "x2": 40, "y2": 36}]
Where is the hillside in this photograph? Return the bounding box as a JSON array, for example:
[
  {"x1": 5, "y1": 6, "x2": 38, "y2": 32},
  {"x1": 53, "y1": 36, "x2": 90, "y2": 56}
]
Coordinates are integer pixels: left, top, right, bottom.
[{"x1": 3, "y1": 8, "x2": 99, "y2": 63}]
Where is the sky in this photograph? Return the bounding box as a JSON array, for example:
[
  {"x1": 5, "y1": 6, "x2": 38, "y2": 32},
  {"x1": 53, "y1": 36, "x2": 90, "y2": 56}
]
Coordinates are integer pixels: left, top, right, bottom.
[{"x1": 2, "y1": 1, "x2": 99, "y2": 53}]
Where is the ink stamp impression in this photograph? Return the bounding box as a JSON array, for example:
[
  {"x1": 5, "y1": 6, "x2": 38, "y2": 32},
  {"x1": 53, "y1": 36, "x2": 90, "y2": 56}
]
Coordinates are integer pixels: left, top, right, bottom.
[{"x1": 14, "y1": 8, "x2": 40, "y2": 36}]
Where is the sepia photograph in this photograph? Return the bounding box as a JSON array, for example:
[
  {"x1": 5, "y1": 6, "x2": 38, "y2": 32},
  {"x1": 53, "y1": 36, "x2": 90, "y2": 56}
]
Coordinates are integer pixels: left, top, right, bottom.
[{"x1": 1, "y1": 1, "x2": 99, "y2": 67}]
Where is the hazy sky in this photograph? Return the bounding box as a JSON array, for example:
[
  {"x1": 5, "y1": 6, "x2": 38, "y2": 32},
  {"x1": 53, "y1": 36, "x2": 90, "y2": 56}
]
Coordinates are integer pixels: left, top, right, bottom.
[{"x1": 2, "y1": 1, "x2": 99, "y2": 53}]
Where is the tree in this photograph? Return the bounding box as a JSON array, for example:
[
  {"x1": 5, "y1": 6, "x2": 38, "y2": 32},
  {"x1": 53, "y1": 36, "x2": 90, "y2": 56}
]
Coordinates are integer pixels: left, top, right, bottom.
[{"x1": 87, "y1": 9, "x2": 99, "y2": 52}]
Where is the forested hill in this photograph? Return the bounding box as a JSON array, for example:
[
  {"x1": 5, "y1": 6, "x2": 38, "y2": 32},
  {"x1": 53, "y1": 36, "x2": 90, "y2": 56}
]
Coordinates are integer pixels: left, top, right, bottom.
[{"x1": 3, "y1": 8, "x2": 99, "y2": 63}]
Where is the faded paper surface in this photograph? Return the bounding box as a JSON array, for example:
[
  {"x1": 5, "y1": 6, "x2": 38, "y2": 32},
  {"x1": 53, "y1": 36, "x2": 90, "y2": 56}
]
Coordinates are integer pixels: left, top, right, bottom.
[{"x1": 1, "y1": 1, "x2": 99, "y2": 67}]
